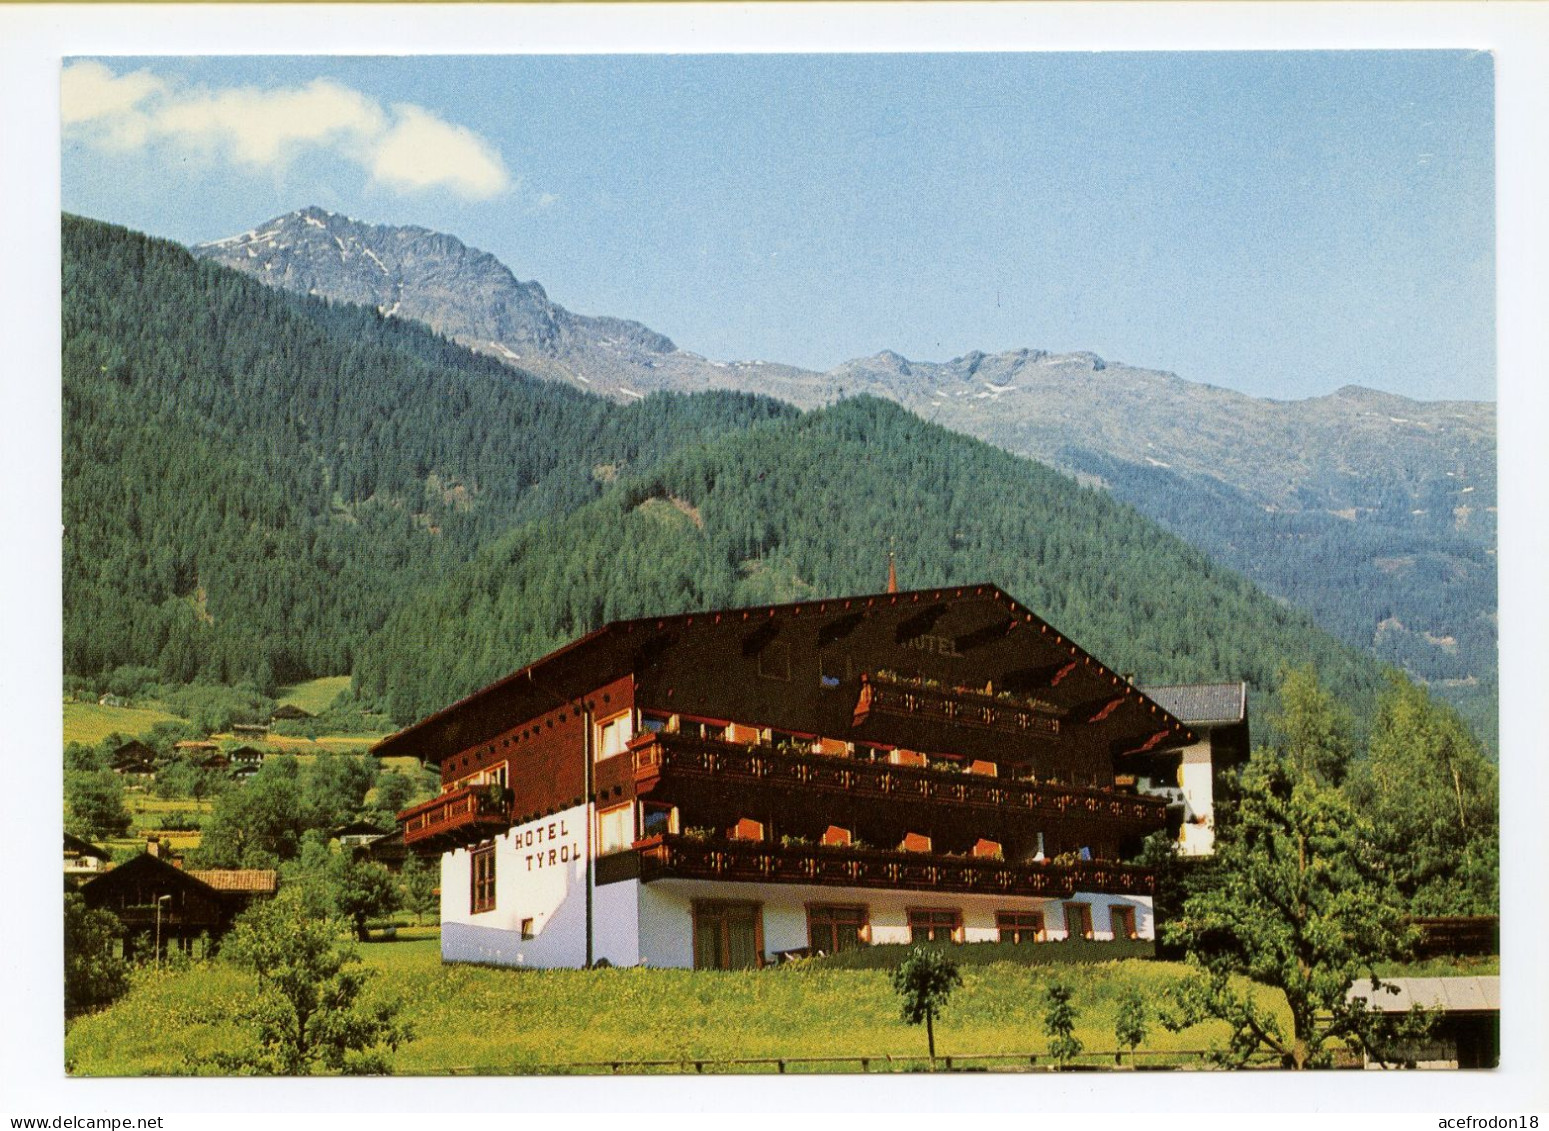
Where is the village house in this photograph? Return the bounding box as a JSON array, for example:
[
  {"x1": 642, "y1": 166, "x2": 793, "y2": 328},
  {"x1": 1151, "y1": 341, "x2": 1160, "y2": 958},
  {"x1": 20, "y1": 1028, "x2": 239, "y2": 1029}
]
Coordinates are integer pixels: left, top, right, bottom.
[
  {"x1": 109, "y1": 739, "x2": 158, "y2": 778},
  {"x1": 64, "y1": 832, "x2": 113, "y2": 881},
  {"x1": 383, "y1": 583, "x2": 1230, "y2": 970},
  {"x1": 78, "y1": 843, "x2": 278, "y2": 959}
]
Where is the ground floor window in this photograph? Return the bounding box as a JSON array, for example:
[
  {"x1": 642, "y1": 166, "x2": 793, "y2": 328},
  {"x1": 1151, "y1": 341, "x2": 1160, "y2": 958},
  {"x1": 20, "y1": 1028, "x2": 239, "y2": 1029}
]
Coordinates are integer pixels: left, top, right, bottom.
[
  {"x1": 807, "y1": 904, "x2": 868, "y2": 954},
  {"x1": 470, "y1": 845, "x2": 496, "y2": 914},
  {"x1": 1110, "y1": 905, "x2": 1138, "y2": 940},
  {"x1": 1062, "y1": 901, "x2": 1092, "y2": 940},
  {"x1": 907, "y1": 908, "x2": 962, "y2": 944},
  {"x1": 692, "y1": 900, "x2": 763, "y2": 970},
  {"x1": 997, "y1": 910, "x2": 1045, "y2": 944}
]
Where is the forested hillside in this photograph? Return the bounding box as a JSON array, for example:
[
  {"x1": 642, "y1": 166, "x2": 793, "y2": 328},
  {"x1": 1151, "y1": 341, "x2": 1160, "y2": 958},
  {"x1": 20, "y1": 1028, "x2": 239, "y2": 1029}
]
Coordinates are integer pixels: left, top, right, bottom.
[
  {"x1": 63, "y1": 215, "x2": 794, "y2": 688},
  {"x1": 353, "y1": 397, "x2": 1388, "y2": 728},
  {"x1": 196, "y1": 209, "x2": 1496, "y2": 740},
  {"x1": 66, "y1": 213, "x2": 1391, "y2": 740}
]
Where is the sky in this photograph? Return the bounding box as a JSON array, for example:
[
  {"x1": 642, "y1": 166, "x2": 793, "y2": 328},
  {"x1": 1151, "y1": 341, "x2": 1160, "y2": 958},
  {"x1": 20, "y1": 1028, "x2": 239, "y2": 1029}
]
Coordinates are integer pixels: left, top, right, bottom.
[{"x1": 60, "y1": 51, "x2": 1496, "y2": 403}]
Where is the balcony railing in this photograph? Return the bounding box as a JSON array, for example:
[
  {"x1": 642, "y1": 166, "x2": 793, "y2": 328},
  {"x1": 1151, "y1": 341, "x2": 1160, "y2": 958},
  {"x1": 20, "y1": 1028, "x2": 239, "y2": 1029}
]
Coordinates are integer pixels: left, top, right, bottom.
[
  {"x1": 854, "y1": 673, "x2": 1062, "y2": 738},
  {"x1": 631, "y1": 731, "x2": 1164, "y2": 825},
  {"x1": 399, "y1": 783, "x2": 512, "y2": 850},
  {"x1": 633, "y1": 834, "x2": 1153, "y2": 900}
]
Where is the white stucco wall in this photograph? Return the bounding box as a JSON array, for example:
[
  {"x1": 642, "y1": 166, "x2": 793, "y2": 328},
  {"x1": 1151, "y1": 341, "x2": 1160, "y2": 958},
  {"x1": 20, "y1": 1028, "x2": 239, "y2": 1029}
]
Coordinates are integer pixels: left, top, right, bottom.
[
  {"x1": 441, "y1": 803, "x2": 590, "y2": 967},
  {"x1": 1178, "y1": 740, "x2": 1216, "y2": 856},
  {"x1": 436, "y1": 807, "x2": 1154, "y2": 969},
  {"x1": 633, "y1": 878, "x2": 1154, "y2": 967}
]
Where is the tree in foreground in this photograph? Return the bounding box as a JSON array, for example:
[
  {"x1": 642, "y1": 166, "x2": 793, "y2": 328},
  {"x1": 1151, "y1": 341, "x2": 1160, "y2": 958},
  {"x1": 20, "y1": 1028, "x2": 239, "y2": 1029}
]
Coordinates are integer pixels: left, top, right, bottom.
[
  {"x1": 203, "y1": 889, "x2": 408, "y2": 1074},
  {"x1": 1042, "y1": 980, "x2": 1083, "y2": 1068},
  {"x1": 1113, "y1": 986, "x2": 1148, "y2": 1066},
  {"x1": 1160, "y1": 727, "x2": 1417, "y2": 1068},
  {"x1": 64, "y1": 893, "x2": 129, "y2": 1015},
  {"x1": 891, "y1": 946, "x2": 963, "y2": 1063}
]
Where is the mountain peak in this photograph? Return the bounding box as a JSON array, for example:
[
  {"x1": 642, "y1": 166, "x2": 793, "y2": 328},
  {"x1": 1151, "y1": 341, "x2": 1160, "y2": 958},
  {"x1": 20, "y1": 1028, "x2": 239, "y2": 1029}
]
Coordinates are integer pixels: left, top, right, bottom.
[{"x1": 192, "y1": 209, "x2": 677, "y2": 387}]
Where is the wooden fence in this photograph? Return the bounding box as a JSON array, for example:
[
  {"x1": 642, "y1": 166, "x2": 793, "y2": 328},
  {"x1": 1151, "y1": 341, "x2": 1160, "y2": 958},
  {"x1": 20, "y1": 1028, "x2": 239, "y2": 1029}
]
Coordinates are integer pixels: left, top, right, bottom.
[{"x1": 436, "y1": 1048, "x2": 1283, "y2": 1075}]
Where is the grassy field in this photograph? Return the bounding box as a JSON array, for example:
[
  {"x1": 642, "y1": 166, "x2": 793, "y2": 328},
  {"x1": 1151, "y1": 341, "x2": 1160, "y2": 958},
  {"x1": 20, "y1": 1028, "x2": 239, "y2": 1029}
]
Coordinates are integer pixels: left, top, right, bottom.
[
  {"x1": 274, "y1": 676, "x2": 352, "y2": 716},
  {"x1": 63, "y1": 701, "x2": 184, "y2": 745},
  {"x1": 64, "y1": 938, "x2": 1286, "y2": 1076}
]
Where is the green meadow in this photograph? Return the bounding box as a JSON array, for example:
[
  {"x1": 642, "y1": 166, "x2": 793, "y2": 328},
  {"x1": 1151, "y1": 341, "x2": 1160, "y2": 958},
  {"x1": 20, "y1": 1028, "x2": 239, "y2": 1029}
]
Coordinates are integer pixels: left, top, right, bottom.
[
  {"x1": 63, "y1": 701, "x2": 184, "y2": 745},
  {"x1": 274, "y1": 676, "x2": 352, "y2": 716},
  {"x1": 65, "y1": 935, "x2": 1287, "y2": 1075}
]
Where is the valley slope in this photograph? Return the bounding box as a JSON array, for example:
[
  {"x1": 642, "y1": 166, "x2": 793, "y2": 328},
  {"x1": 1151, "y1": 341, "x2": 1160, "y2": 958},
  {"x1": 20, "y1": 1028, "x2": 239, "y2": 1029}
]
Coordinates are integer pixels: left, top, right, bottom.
[
  {"x1": 195, "y1": 209, "x2": 1496, "y2": 739},
  {"x1": 71, "y1": 213, "x2": 1389, "y2": 734}
]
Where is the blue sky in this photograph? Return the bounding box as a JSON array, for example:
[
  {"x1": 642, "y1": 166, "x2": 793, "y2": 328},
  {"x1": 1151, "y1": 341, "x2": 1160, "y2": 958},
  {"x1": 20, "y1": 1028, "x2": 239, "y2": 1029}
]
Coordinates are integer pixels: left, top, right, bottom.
[{"x1": 62, "y1": 52, "x2": 1495, "y2": 402}]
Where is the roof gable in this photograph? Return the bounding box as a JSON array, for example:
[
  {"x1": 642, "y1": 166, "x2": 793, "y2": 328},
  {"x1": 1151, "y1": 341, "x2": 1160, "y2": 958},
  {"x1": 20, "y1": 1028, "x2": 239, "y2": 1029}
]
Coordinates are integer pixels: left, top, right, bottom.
[{"x1": 375, "y1": 584, "x2": 1193, "y2": 765}]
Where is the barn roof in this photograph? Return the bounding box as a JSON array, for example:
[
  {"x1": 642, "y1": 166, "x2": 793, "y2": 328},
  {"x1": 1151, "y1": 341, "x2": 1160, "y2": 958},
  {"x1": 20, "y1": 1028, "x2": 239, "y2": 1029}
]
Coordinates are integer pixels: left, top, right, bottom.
[
  {"x1": 1346, "y1": 976, "x2": 1500, "y2": 1014},
  {"x1": 373, "y1": 583, "x2": 1195, "y2": 766},
  {"x1": 186, "y1": 869, "x2": 278, "y2": 894}
]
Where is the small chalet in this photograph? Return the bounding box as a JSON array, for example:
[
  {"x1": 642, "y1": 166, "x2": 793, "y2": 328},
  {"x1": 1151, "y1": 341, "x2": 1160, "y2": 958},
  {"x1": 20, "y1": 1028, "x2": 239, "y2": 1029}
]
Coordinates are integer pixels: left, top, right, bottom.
[
  {"x1": 109, "y1": 739, "x2": 158, "y2": 777},
  {"x1": 228, "y1": 746, "x2": 266, "y2": 776},
  {"x1": 334, "y1": 821, "x2": 391, "y2": 851},
  {"x1": 1133, "y1": 683, "x2": 1250, "y2": 856},
  {"x1": 64, "y1": 832, "x2": 113, "y2": 880},
  {"x1": 362, "y1": 827, "x2": 412, "y2": 872},
  {"x1": 271, "y1": 704, "x2": 314, "y2": 721},
  {"x1": 79, "y1": 849, "x2": 278, "y2": 959},
  {"x1": 381, "y1": 583, "x2": 1234, "y2": 971},
  {"x1": 231, "y1": 722, "x2": 269, "y2": 740},
  {"x1": 190, "y1": 749, "x2": 231, "y2": 772}
]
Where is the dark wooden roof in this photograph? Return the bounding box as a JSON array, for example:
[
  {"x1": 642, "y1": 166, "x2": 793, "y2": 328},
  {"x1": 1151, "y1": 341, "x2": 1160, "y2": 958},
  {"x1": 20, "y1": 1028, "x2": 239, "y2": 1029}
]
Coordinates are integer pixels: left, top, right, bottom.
[
  {"x1": 374, "y1": 583, "x2": 1194, "y2": 767},
  {"x1": 80, "y1": 852, "x2": 219, "y2": 903},
  {"x1": 334, "y1": 820, "x2": 391, "y2": 839}
]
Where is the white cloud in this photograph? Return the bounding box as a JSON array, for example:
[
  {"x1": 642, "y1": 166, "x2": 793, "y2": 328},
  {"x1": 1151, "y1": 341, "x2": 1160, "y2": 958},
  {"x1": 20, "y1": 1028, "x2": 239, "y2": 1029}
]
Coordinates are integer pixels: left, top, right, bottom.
[
  {"x1": 370, "y1": 104, "x2": 509, "y2": 199},
  {"x1": 60, "y1": 61, "x2": 165, "y2": 147},
  {"x1": 61, "y1": 61, "x2": 511, "y2": 201}
]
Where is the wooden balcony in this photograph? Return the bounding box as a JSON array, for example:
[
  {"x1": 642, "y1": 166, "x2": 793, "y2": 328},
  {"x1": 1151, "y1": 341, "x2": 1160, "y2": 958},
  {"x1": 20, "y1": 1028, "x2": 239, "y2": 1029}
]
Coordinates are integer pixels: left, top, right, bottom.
[
  {"x1": 633, "y1": 833, "x2": 1153, "y2": 900},
  {"x1": 853, "y1": 673, "x2": 1062, "y2": 738},
  {"x1": 399, "y1": 784, "x2": 512, "y2": 851},
  {"x1": 630, "y1": 731, "x2": 1165, "y2": 826}
]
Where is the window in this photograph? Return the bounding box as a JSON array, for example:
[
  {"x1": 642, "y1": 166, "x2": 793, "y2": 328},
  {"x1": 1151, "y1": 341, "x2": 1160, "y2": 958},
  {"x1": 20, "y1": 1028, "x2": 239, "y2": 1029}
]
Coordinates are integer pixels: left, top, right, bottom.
[
  {"x1": 596, "y1": 712, "x2": 633, "y2": 761},
  {"x1": 1110, "y1": 905, "x2": 1138, "y2": 941},
  {"x1": 520, "y1": 918, "x2": 535, "y2": 940},
  {"x1": 997, "y1": 911, "x2": 1045, "y2": 944},
  {"x1": 1062, "y1": 902, "x2": 1093, "y2": 940},
  {"x1": 808, "y1": 905, "x2": 868, "y2": 954},
  {"x1": 470, "y1": 846, "x2": 496, "y2": 914},
  {"x1": 907, "y1": 908, "x2": 961, "y2": 944},
  {"x1": 693, "y1": 900, "x2": 763, "y2": 970},
  {"x1": 597, "y1": 804, "x2": 634, "y2": 855},
  {"x1": 641, "y1": 802, "x2": 676, "y2": 838}
]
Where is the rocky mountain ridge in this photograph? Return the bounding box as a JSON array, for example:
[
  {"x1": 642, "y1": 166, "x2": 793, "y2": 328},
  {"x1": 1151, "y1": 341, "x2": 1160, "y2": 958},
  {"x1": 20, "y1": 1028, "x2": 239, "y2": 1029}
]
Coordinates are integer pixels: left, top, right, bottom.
[{"x1": 193, "y1": 208, "x2": 1498, "y2": 737}]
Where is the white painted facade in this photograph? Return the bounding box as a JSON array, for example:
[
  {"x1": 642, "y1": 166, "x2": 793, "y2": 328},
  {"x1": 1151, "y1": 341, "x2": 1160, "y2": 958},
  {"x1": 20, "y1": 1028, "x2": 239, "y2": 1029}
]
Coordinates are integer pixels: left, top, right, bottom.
[
  {"x1": 1137, "y1": 737, "x2": 1217, "y2": 857},
  {"x1": 438, "y1": 802, "x2": 1153, "y2": 969}
]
